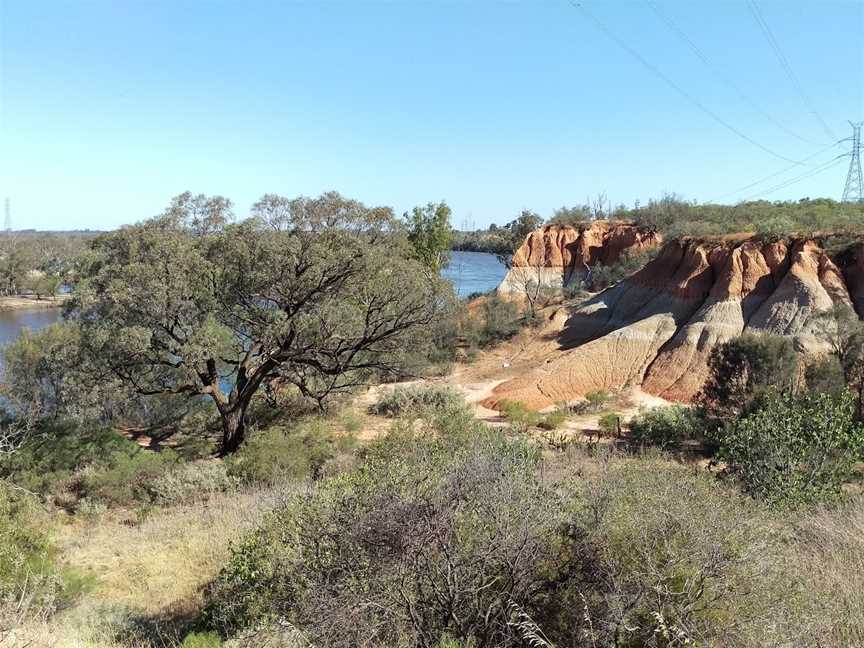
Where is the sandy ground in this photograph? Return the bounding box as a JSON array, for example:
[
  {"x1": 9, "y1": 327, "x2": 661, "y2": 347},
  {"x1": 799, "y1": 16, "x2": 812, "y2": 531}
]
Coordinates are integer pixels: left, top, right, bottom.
[
  {"x1": 0, "y1": 294, "x2": 69, "y2": 311},
  {"x1": 357, "y1": 309, "x2": 672, "y2": 443}
]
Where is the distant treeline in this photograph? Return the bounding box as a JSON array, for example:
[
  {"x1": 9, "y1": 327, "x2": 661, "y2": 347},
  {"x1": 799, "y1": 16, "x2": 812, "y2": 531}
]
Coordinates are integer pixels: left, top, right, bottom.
[
  {"x1": 0, "y1": 231, "x2": 99, "y2": 297},
  {"x1": 453, "y1": 195, "x2": 864, "y2": 254}
]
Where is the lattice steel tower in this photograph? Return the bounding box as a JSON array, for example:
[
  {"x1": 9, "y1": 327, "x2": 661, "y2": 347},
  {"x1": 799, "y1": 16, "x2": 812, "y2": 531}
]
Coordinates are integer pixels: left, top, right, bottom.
[
  {"x1": 3, "y1": 198, "x2": 10, "y2": 232},
  {"x1": 842, "y1": 121, "x2": 864, "y2": 203}
]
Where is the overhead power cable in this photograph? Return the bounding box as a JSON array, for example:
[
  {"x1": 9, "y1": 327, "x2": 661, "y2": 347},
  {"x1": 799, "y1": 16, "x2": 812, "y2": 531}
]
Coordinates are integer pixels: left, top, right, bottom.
[
  {"x1": 711, "y1": 139, "x2": 845, "y2": 202},
  {"x1": 746, "y1": 0, "x2": 837, "y2": 142},
  {"x1": 646, "y1": 0, "x2": 822, "y2": 146},
  {"x1": 569, "y1": 1, "x2": 807, "y2": 165},
  {"x1": 739, "y1": 155, "x2": 847, "y2": 201}
]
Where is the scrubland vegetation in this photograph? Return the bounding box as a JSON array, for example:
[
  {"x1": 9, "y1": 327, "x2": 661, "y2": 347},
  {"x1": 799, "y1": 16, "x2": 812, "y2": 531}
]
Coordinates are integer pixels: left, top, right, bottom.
[
  {"x1": 457, "y1": 195, "x2": 864, "y2": 254},
  {"x1": 2, "y1": 192, "x2": 864, "y2": 647}
]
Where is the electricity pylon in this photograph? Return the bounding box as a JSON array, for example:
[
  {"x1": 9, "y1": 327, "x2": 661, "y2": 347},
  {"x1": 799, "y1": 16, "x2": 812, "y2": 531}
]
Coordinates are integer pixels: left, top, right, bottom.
[{"x1": 842, "y1": 121, "x2": 864, "y2": 203}]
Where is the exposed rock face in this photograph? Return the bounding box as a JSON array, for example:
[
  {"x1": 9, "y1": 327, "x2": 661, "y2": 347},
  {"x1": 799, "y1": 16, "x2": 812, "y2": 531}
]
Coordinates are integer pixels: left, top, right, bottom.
[
  {"x1": 485, "y1": 235, "x2": 858, "y2": 410},
  {"x1": 496, "y1": 222, "x2": 660, "y2": 295}
]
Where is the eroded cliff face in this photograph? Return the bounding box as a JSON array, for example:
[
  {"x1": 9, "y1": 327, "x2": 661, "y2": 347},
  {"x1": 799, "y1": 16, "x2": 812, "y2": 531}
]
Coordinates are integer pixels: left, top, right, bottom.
[
  {"x1": 496, "y1": 222, "x2": 660, "y2": 295},
  {"x1": 485, "y1": 234, "x2": 864, "y2": 410}
]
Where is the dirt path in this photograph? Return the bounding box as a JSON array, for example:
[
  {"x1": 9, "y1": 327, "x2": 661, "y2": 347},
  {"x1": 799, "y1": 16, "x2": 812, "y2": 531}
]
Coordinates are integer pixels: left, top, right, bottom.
[{"x1": 356, "y1": 313, "x2": 672, "y2": 442}]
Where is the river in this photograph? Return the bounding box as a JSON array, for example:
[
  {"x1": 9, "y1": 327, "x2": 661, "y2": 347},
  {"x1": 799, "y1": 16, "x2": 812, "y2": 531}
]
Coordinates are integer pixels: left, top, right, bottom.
[
  {"x1": 442, "y1": 251, "x2": 507, "y2": 298},
  {"x1": 0, "y1": 252, "x2": 506, "y2": 356}
]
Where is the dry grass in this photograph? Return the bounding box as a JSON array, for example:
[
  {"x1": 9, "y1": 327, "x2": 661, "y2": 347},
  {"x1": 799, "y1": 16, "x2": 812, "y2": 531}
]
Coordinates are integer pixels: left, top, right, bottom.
[
  {"x1": 791, "y1": 499, "x2": 864, "y2": 646},
  {"x1": 6, "y1": 486, "x2": 283, "y2": 648},
  {"x1": 62, "y1": 489, "x2": 277, "y2": 615}
]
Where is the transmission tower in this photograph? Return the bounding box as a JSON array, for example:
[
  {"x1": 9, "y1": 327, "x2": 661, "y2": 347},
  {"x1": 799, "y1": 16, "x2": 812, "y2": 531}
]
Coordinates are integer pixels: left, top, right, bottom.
[
  {"x1": 842, "y1": 121, "x2": 864, "y2": 203},
  {"x1": 3, "y1": 198, "x2": 10, "y2": 232}
]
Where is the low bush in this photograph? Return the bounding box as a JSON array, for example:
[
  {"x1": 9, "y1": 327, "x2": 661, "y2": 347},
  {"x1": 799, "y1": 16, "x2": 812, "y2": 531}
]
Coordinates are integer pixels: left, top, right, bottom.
[
  {"x1": 0, "y1": 422, "x2": 182, "y2": 508},
  {"x1": 718, "y1": 390, "x2": 864, "y2": 506},
  {"x1": 83, "y1": 447, "x2": 181, "y2": 507},
  {"x1": 181, "y1": 631, "x2": 224, "y2": 647},
  {"x1": 598, "y1": 412, "x2": 620, "y2": 436},
  {"x1": 805, "y1": 355, "x2": 848, "y2": 395},
  {"x1": 537, "y1": 407, "x2": 568, "y2": 430},
  {"x1": 0, "y1": 485, "x2": 61, "y2": 625},
  {"x1": 152, "y1": 461, "x2": 238, "y2": 505},
  {"x1": 0, "y1": 423, "x2": 135, "y2": 497},
  {"x1": 587, "y1": 248, "x2": 657, "y2": 292},
  {"x1": 498, "y1": 400, "x2": 541, "y2": 433},
  {"x1": 699, "y1": 334, "x2": 798, "y2": 419},
  {"x1": 478, "y1": 295, "x2": 521, "y2": 346},
  {"x1": 369, "y1": 384, "x2": 465, "y2": 418},
  {"x1": 628, "y1": 405, "x2": 701, "y2": 449},
  {"x1": 571, "y1": 454, "x2": 798, "y2": 647},
  {"x1": 584, "y1": 389, "x2": 611, "y2": 412},
  {"x1": 225, "y1": 422, "x2": 356, "y2": 486}
]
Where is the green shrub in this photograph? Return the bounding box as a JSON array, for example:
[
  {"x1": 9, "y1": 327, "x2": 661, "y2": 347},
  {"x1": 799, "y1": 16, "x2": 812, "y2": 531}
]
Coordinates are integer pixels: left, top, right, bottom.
[
  {"x1": 0, "y1": 485, "x2": 61, "y2": 622},
  {"x1": 83, "y1": 447, "x2": 181, "y2": 507},
  {"x1": 479, "y1": 295, "x2": 521, "y2": 346},
  {"x1": 369, "y1": 384, "x2": 465, "y2": 418},
  {"x1": 718, "y1": 390, "x2": 864, "y2": 506},
  {"x1": 584, "y1": 390, "x2": 611, "y2": 412},
  {"x1": 0, "y1": 422, "x2": 182, "y2": 508},
  {"x1": 152, "y1": 461, "x2": 238, "y2": 505},
  {"x1": 587, "y1": 248, "x2": 657, "y2": 291},
  {"x1": 537, "y1": 407, "x2": 568, "y2": 431},
  {"x1": 225, "y1": 422, "x2": 355, "y2": 485},
  {"x1": 181, "y1": 631, "x2": 223, "y2": 648},
  {"x1": 204, "y1": 415, "x2": 809, "y2": 647},
  {"x1": 628, "y1": 405, "x2": 701, "y2": 449},
  {"x1": 699, "y1": 334, "x2": 798, "y2": 419},
  {"x1": 805, "y1": 355, "x2": 848, "y2": 395},
  {"x1": 572, "y1": 454, "x2": 798, "y2": 647},
  {"x1": 598, "y1": 412, "x2": 620, "y2": 436},
  {"x1": 498, "y1": 400, "x2": 541, "y2": 433},
  {"x1": 0, "y1": 422, "x2": 135, "y2": 496}
]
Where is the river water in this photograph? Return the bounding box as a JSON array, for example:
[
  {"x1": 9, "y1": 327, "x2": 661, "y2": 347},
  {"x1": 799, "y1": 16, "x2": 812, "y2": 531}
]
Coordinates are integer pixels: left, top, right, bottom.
[
  {"x1": 442, "y1": 251, "x2": 506, "y2": 298},
  {"x1": 0, "y1": 252, "x2": 506, "y2": 357}
]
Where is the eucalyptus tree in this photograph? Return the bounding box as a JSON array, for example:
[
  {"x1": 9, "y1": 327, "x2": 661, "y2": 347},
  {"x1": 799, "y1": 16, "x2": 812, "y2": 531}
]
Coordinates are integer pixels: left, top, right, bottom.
[
  {"x1": 403, "y1": 201, "x2": 453, "y2": 273},
  {"x1": 67, "y1": 192, "x2": 452, "y2": 454}
]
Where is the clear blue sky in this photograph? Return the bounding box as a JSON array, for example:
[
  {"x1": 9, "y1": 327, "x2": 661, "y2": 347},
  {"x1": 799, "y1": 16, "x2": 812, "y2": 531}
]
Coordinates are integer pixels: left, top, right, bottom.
[{"x1": 1, "y1": 0, "x2": 862, "y2": 231}]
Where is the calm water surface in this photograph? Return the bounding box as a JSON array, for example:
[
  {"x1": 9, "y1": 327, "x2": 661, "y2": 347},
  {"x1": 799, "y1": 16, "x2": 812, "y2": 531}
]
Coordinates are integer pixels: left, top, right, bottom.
[
  {"x1": 0, "y1": 308, "x2": 62, "y2": 346},
  {"x1": 442, "y1": 251, "x2": 507, "y2": 298}
]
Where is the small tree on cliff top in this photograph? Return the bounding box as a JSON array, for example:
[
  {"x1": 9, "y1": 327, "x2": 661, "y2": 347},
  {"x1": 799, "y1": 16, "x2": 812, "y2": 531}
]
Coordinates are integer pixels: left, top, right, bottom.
[{"x1": 66, "y1": 192, "x2": 451, "y2": 455}]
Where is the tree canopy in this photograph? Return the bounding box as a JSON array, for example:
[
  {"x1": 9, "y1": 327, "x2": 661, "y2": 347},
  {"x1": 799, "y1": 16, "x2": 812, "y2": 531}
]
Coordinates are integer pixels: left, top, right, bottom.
[
  {"x1": 403, "y1": 201, "x2": 453, "y2": 273},
  {"x1": 64, "y1": 192, "x2": 452, "y2": 454}
]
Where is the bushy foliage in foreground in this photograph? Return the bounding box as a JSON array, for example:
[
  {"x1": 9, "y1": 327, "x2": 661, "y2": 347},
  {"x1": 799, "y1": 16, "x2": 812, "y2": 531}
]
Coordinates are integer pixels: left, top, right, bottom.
[
  {"x1": 203, "y1": 406, "x2": 806, "y2": 647},
  {"x1": 0, "y1": 485, "x2": 62, "y2": 626},
  {"x1": 719, "y1": 390, "x2": 864, "y2": 506}
]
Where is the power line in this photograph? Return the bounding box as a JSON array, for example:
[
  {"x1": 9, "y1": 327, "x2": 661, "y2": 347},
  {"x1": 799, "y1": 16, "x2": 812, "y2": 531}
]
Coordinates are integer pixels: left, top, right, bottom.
[
  {"x1": 746, "y1": 0, "x2": 837, "y2": 142},
  {"x1": 646, "y1": 0, "x2": 822, "y2": 146},
  {"x1": 711, "y1": 140, "x2": 844, "y2": 202},
  {"x1": 569, "y1": 1, "x2": 807, "y2": 165},
  {"x1": 739, "y1": 155, "x2": 846, "y2": 201}
]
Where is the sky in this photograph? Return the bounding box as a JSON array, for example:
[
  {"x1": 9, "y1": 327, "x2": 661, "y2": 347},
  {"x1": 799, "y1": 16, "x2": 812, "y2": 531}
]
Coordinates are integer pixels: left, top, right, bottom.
[{"x1": 0, "y1": 0, "x2": 862, "y2": 231}]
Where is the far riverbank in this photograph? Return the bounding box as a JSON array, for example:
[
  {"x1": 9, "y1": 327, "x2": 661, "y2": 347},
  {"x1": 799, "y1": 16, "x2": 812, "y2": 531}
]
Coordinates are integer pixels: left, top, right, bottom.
[{"x1": 0, "y1": 294, "x2": 71, "y2": 312}]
